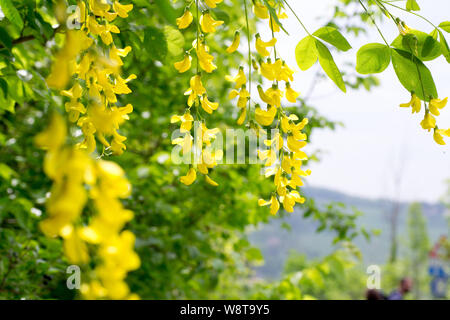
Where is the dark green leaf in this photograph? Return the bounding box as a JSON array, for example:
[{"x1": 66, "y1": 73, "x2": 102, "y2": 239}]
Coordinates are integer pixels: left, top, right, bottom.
[
  {"x1": 391, "y1": 48, "x2": 437, "y2": 101},
  {"x1": 144, "y1": 27, "x2": 168, "y2": 61},
  {"x1": 391, "y1": 29, "x2": 441, "y2": 61}
]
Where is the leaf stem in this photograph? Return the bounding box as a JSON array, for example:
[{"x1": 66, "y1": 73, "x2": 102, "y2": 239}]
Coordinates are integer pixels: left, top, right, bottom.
[
  {"x1": 282, "y1": 0, "x2": 311, "y2": 36},
  {"x1": 358, "y1": 0, "x2": 390, "y2": 47}
]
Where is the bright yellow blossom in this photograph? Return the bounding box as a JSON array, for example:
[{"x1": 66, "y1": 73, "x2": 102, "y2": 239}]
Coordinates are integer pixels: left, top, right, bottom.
[
  {"x1": 176, "y1": 9, "x2": 193, "y2": 29},
  {"x1": 420, "y1": 111, "x2": 436, "y2": 131},
  {"x1": 226, "y1": 31, "x2": 240, "y2": 53},
  {"x1": 200, "y1": 12, "x2": 224, "y2": 33},
  {"x1": 255, "y1": 34, "x2": 277, "y2": 57},
  {"x1": 174, "y1": 54, "x2": 192, "y2": 73},
  {"x1": 429, "y1": 97, "x2": 448, "y2": 116},
  {"x1": 400, "y1": 93, "x2": 421, "y2": 113},
  {"x1": 180, "y1": 168, "x2": 197, "y2": 185}
]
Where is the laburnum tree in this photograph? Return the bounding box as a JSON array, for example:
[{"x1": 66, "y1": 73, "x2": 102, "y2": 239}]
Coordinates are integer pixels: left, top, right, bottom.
[{"x1": 0, "y1": 0, "x2": 448, "y2": 299}]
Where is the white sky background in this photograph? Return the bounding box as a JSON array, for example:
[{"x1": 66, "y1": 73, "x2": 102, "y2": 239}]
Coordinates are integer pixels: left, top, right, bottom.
[{"x1": 261, "y1": 0, "x2": 450, "y2": 203}]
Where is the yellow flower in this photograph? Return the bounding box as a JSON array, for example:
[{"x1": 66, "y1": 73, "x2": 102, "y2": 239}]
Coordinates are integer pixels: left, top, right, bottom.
[
  {"x1": 277, "y1": 61, "x2": 294, "y2": 82},
  {"x1": 258, "y1": 195, "x2": 280, "y2": 215},
  {"x1": 172, "y1": 133, "x2": 193, "y2": 155},
  {"x1": 429, "y1": 97, "x2": 448, "y2": 116},
  {"x1": 237, "y1": 108, "x2": 247, "y2": 125},
  {"x1": 180, "y1": 168, "x2": 197, "y2": 185},
  {"x1": 176, "y1": 9, "x2": 193, "y2": 29},
  {"x1": 113, "y1": 1, "x2": 133, "y2": 18},
  {"x1": 205, "y1": 175, "x2": 219, "y2": 186},
  {"x1": 63, "y1": 226, "x2": 89, "y2": 264},
  {"x1": 400, "y1": 93, "x2": 421, "y2": 113},
  {"x1": 265, "y1": 84, "x2": 283, "y2": 107},
  {"x1": 255, "y1": 34, "x2": 277, "y2": 57},
  {"x1": 433, "y1": 128, "x2": 450, "y2": 145},
  {"x1": 35, "y1": 113, "x2": 67, "y2": 151},
  {"x1": 89, "y1": 0, "x2": 111, "y2": 17},
  {"x1": 226, "y1": 31, "x2": 240, "y2": 53},
  {"x1": 225, "y1": 66, "x2": 247, "y2": 88},
  {"x1": 196, "y1": 42, "x2": 217, "y2": 73},
  {"x1": 255, "y1": 105, "x2": 277, "y2": 126},
  {"x1": 260, "y1": 58, "x2": 277, "y2": 81},
  {"x1": 100, "y1": 24, "x2": 120, "y2": 45},
  {"x1": 420, "y1": 111, "x2": 436, "y2": 131},
  {"x1": 253, "y1": 1, "x2": 269, "y2": 19},
  {"x1": 170, "y1": 112, "x2": 194, "y2": 133},
  {"x1": 200, "y1": 12, "x2": 224, "y2": 33},
  {"x1": 174, "y1": 54, "x2": 192, "y2": 73},
  {"x1": 229, "y1": 87, "x2": 250, "y2": 108},
  {"x1": 285, "y1": 83, "x2": 300, "y2": 103},
  {"x1": 201, "y1": 95, "x2": 219, "y2": 114},
  {"x1": 110, "y1": 46, "x2": 132, "y2": 66},
  {"x1": 204, "y1": 0, "x2": 223, "y2": 8}
]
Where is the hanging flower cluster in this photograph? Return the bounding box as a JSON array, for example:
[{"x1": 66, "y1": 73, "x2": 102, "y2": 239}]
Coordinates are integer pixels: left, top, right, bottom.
[
  {"x1": 172, "y1": 0, "x2": 226, "y2": 186},
  {"x1": 226, "y1": 1, "x2": 310, "y2": 215},
  {"x1": 400, "y1": 93, "x2": 450, "y2": 145},
  {"x1": 46, "y1": 0, "x2": 135, "y2": 156},
  {"x1": 35, "y1": 113, "x2": 140, "y2": 300}
]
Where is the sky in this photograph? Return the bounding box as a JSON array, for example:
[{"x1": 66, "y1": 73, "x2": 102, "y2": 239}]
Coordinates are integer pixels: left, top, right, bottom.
[{"x1": 268, "y1": 0, "x2": 450, "y2": 203}]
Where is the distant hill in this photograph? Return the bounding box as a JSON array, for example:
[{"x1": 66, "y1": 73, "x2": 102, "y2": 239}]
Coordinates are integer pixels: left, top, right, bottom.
[{"x1": 248, "y1": 186, "x2": 449, "y2": 279}]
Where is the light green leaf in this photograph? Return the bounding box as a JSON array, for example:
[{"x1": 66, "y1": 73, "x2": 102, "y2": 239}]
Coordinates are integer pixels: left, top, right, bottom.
[
  {"x1": 356, "y1": 43, "x2": 391, "y2": 74},
  {"x1": 0, "y1": 0, "x2": 24, "y2": 31},
  {"x1": 438, "y1": 30, "x2": 450, "y2": 63},
  {"x1": 163, "y1": 26, "x2": 184, "y2": 57},
  {"x1": 0, "y1": 163, "x2": 15, "y2": 180},
  {"x1": 313, "y1": 26, "x2": 351, "y2": 51},
  {"x1": 439, "y1": 21, "x2": 450, "y2": 33},
  {"x1": 295, "y1": 35, "x2": 318, "y2": 71},
  {"x1": 391, "y1": 29, "x2": 441, "y2": 61},
  {"x1": 391, "y1": 48, "x2": 437, "y2": 101},
  {"x1": 315, "y1": 40, "x2": 346, "y2": 92},
  {"x1": 406, "y1": 0, "x2": 420, "y2": 11}
]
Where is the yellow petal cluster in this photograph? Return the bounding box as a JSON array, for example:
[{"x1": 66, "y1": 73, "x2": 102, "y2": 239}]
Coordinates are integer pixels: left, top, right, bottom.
[
  {"x1": 47, "y1": 0, "x2": 135, "y2": 156},
  {"x1": 400, "y1": 93, "x2": 449, "y2": 145},
  {"x1": 36, "y1": 113, "x2": 140, "y2": 300}
]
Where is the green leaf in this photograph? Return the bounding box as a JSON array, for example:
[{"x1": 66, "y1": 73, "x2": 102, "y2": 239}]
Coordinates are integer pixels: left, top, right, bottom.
[
  {"x1": 0, "y1": 163, "x2": 15, "y2": 180},
  {"x1": 439, "y1": 21, "x2": 450, "y2": 33},
  {"x1": 315, "y1": 40, "x2": 346, "y2": 92},
  {"x1": 391, "y1": 48, "x2": 437, "y2": 101},
  {"x1": 406, "y1": 0, "x2": 420, "y2": 11},
  {"x1": 313, "y1": 26, "x2": 351, "y2": 51},
  {"x1": 163, "y1": 26, "x2": 184, "y2": 57},
  {"x1": 0, "y1": 0, "x2": 24, "y2": 31},
  {"x1": 391, "y1": 29, "x2": 441, "y2": 61},
  {"x1": 438, "y1": 30, "x2": 450, "y2": 63},
  {"x1": 0, "y1": 26, "x2": 12, "y2": 50},
  {"x1": 356, "y1": 43, "x2": 391, "y2": 74},
  {"x1": 144, "y1": 27, "x2": 168, "y2": 61},
  {"x1": 262, "y1": 0, "x2": 289, "y2": 35},
  {"x1": 0, "y1": 78, "x2": 7, "y2": 98},
  {"x1": 154, "y1": 0, "x2": 177, "y2": 25},
  {"x1": 295, "y1": 35, "x2": 318, "y2": 71}
]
